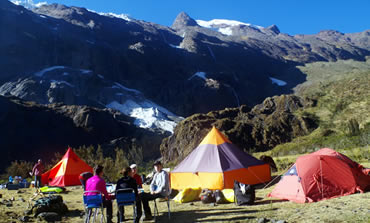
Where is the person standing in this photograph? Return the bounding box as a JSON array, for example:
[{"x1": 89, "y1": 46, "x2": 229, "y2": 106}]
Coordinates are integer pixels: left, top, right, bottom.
[
  {"x1": 86, "y1": 165, "x2": 113, "y2": 223},
  {"x1": 116, "y1": 167, "x2": 142, "y2": 223},
  {"x1": 130, "y1": 164, "x2": 143, "y2": 188},
  {"x1": 140, "y1": 161, "x2": 170, "y2": 220},
  {"x1": 31, "y1": 159, "x2": 44, "y2": 188}
]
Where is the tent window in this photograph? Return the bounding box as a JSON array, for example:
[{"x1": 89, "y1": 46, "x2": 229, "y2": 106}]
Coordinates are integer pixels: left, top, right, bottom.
[{"x1": 284, "y1": 164, "x2": 298, "y2": 176}]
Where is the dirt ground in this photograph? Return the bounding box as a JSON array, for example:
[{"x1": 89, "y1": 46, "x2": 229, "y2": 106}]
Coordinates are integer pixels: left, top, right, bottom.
[{"x1": 0, "y1": 183, "x2": 369, "y2": 223}]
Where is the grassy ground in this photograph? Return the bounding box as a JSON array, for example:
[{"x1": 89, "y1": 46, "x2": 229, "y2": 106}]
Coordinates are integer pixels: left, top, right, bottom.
[
  {"x1": 262, "y1": 59, "x2": 370, "y2": 158},
  {"x1": 295, "y1": 58, "x2": 370, "y2": 133},
  {"x1": 0, "y1": 159, "x2": 369, "y2": 223}
]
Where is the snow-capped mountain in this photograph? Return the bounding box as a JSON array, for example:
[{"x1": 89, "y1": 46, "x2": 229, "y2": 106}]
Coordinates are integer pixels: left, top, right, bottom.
[
  {"x1": 1, "y1": 1, "x2": 369, "y2": 120},
  {"x1": 0, "y1": 66, "x2": 181, "y2": 133},
  {"x1": 196, "y1": 19, "x2": 263, "y2": 36},
  {"x1": 11, "y1": 0, "x2": 46, "y2": 8}
]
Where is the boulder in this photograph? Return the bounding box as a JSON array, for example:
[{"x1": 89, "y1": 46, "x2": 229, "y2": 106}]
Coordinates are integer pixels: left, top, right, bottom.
[{"x1": 37, "y1": 212, "x2": 61, "y2": 222}]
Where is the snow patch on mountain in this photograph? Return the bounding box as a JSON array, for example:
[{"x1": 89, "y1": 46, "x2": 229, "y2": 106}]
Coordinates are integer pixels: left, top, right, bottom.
[
  {"x1": 34, "y1": 66, "x2": 66, "y2": 77},
  {"x1": 98, "y1": 12, "x2": 131, "y2": 21},
  {"x1": 218, "y1": 27, "x2": 233, "y2": 36},
  {"x1": 188, "y1": 72, "x2": 207, "y2": 81},
  {"x1": 269, "y1": 77, "x2": 287, "y2": 86},
  {"x1": 80, "y1": 69, "x2": 92, "y2": 74},
  {"x1": 169, "y1": 44, "x2": 181, "y2": 49},
  {"x1": 113, "y1": 82, "x2": 141, "y2": 94},
  {"x1": 106, "y1": 100, "x2": 177, "y2": 133},
  {"x1": 11, "y1": 0, "x2": 47, "y2": 9},
  {"x1": 196, "y1": 19, "x2": 263, "y2": 36},
  {"x1": 86, "y1": 9, "x2": 132, "y2": 22},
  {"x1": 196, "y1": 19, "x2": 263, "y2": 29},
  {"x1": 50, "y1": 80, "x2": 74, "y2": 88}
]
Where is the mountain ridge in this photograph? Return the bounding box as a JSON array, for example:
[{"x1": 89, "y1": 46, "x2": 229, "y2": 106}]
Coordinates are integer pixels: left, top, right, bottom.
[{"x1": 0, "y1": 0, "x2": 369, "y2": 171}]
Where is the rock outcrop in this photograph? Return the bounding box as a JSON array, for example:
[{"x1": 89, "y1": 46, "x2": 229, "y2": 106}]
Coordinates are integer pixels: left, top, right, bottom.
[
  {"x1": 160, "y1": 95, "x2": 318, "y2": 164},
  {"x1": 0, "y1": 96, "x2": 166, "y2": 171}
]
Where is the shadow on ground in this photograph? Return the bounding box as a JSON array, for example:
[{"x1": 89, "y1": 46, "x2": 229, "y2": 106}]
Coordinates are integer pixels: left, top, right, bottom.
[{"x1": 153, "y1": 207, "x2": 279, "y2": 223}]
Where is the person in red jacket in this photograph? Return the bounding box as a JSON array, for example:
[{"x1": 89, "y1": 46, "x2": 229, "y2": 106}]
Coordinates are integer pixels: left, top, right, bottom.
[
  {"x1": 31, "y1": 159, "x2": 44, "y2": 188},
  {"x1": 130, "y1": 164, "x2": 143, "y2": 188}
]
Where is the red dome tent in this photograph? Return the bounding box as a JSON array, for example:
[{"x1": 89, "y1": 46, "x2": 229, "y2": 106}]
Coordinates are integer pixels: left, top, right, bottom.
[
  {"x1": 42, "y1": 148, "x2": 93, "y2": 187},
  {"x1": 269, "y1": 148, "x2": 370, "y2": 203}
]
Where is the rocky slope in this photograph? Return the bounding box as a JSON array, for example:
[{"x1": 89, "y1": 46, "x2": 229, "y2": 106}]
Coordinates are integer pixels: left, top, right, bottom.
[
  {"x1": 0, "y1": 96, "x2": 165, "y2": 171},
  {"x1": 160, "y1": 95, "x2": 318, "y2": 164},
  {"x1": 2, "y1": 1, "x2": 369, "y2": 118},
  {"x1": 0, "y1": 66, "x2": 180, "y2": 133},
  {"x1": 0, "y1": 0, "x2": 369, "y2": 170}
]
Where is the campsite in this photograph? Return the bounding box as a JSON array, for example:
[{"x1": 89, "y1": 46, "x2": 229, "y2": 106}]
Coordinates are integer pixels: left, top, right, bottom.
[
  {"x1": 0, "y1": 152, "x2": 368, "y2": 223},
  {"x1": 1, "y1": 0, "x2": 370, "y2": 222},
  {"x1": 0, "y1": 128, "x2": 369, "y2": 222}
]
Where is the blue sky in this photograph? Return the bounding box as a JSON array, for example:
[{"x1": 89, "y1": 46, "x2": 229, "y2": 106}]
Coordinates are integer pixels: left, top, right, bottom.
[{"x1": 32, "y1": 0, "x2": 369, "y2": 35}]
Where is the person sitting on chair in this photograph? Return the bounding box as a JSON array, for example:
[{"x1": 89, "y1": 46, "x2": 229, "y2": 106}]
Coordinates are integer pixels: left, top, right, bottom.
[
  {"x1": 86, "y1": 165, "x2": 113, "y2": 223},
  {"x1": 79, "y1": 171, "x2": 93, "y2": 190},
  {"x1": 130, "y1": 164, "x2": 143, "y2": 188},
  {"x1": 116, "y1": 167, "x2": 142, "y2": 223},
  {"x1": 140, "y1": 161, "x2": 170, "y2": 221}
]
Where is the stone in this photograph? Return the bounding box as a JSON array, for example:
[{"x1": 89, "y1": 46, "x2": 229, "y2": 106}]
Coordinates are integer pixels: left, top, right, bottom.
[
  {"x1": 37, "y1": 212, "x2": 61, "y2": 222},
  {"x1": 24, "y1": 210, "x2": 32, "y2": 215},
  {"x1": 257, "y1": 218, "x2": 267, "y2": 223},
  {"x1": 18, "y1": 216, "x2": 30, "y2": 222}
]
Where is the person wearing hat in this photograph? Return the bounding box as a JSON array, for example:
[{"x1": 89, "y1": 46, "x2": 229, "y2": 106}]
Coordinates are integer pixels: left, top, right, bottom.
[
  {"x1": 130, "y1": 164, "x2": 143, "y2": 188},
  {"x1": 140, "y1": 161, "x2": 170, "y2": 221}
]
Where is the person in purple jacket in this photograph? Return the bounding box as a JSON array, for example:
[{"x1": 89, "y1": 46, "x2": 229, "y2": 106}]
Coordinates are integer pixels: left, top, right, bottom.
[{"x1": 86, "y1": 165, "x2": 113, "y2": 223}]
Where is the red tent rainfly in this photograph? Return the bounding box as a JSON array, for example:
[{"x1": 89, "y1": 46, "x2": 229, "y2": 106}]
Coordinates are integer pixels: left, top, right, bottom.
[
  {"x1": 268, "y1": 148, "x2": 370, "y2": 203},
  {"x1": 41, "y1": 148, "x2": 93, "y2": 187}
]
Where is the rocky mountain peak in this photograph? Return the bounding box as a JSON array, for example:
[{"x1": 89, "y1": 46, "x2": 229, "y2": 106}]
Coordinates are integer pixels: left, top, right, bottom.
[
  {"x1": 266, "y1": 24, "x2": 280, "y2": 34},
  {"x1": 171, "y1": 11, "x2": 198, "y2": 30}
]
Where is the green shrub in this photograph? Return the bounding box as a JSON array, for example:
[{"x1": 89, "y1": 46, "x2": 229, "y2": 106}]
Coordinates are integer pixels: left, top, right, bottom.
[
  {"x1": 347, "y1": 118, "x2": 360, "y2": 136},
  {"x1": 4, "y1": 160, "x2": 34, "y2": 179}
]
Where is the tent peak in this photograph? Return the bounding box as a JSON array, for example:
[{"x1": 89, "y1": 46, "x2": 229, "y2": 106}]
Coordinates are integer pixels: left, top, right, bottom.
[{"x1": 199, "y1": 127, "x2": 231, "y2": 146}]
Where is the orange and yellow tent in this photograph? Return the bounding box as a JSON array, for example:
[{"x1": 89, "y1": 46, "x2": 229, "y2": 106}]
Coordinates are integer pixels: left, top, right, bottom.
[
  {"x1": 41, "y1": 148, "x2": 93, "y2": 187},
  {"x1": 170, "y1": 127, "x2": 271, "y2": 190}
]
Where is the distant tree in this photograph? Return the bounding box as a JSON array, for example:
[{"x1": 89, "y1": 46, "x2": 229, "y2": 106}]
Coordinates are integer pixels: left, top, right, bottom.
[{"x1": 5, "y1": 160, "x2": 33, "y2": 179}]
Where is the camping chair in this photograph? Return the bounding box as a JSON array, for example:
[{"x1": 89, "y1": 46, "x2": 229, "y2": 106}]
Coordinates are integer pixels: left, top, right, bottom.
[
  {"x1": 153, "y1": 190, "x2": 171, "y2": 220},
  {"x1": 116, "y1": 188, "x2": 136, "y2": 222},
  {"x1": 83, "y1": 191, "x2": 105, "y2": 223}
]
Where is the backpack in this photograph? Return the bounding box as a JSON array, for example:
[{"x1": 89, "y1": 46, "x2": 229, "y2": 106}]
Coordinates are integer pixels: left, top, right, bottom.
[
  {"x1": 214, "y1": 190, "x2": 226, "y2": 204},
  {"x1": 233, "y1": 181, "x2": 255, "y2": 205},
  {"x1": 200, "y1": 189, "x2": 215, "y2": 204}
]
